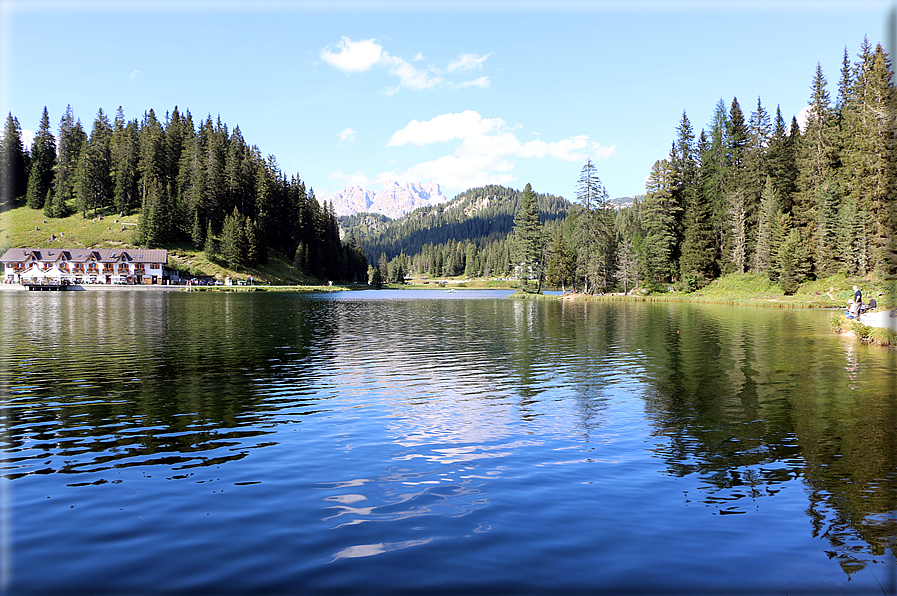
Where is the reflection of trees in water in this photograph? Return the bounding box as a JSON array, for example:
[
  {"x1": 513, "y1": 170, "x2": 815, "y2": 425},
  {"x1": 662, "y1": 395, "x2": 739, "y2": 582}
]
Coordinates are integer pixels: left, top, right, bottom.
[
  {"x1": 625, "y1": 303, "x2": 897, "y2": 573},
  {"x1": 2, "y1": 293, "x2": 335, "y2": 479}
]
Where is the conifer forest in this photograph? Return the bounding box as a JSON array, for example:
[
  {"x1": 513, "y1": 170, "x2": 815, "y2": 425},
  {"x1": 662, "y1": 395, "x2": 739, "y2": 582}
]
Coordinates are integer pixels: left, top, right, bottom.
[
  {"x1": 1, "y1": 37, "x2": 896, "y2": 291},
  {"x1": 353, "y1": 38, "x2": 897, "y2": 293},
  {"x1": 0, "y1": 106, "x2": 368, "y2": 283}
]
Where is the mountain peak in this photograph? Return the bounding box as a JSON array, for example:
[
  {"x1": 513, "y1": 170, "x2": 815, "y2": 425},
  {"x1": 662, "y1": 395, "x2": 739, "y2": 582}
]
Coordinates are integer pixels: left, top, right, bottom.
[{"x1": 326, "y1": 181, "x2": 449, "y2": 218}]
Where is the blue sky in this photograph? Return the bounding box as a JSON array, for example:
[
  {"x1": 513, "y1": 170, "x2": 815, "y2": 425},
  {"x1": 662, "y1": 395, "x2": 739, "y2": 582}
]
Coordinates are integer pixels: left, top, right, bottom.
[{"x1": 1, "y1": 1, "x2": 892, "y2": 202}]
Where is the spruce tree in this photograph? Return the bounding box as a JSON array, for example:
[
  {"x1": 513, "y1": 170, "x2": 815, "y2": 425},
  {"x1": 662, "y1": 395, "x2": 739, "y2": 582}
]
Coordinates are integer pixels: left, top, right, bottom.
[
  {"x1": 766, "y1": 106, "x2": 798, "y2": 211},
  {"x1": 76, "y1": 108, "x2": 113, "y2": 218},
  {"x1": 1, "y1": 113, "x2": 28, "y2": 210},
  {"x1": 205, "y1": 221, "x2": 219, "y2": 260},
  {"x1": 615, "y1": 237, "x2": 639, "y2": 295},
  {"x1": 841, "y1": 41, "x2": 896, "y2": 274},
  {"x1": 573, "y1": 158, "x2": 613, "y2": 292},
  {"x1": 511, "y1": 183, "x2": 545, "y2": 293},
  {"x1": 642, "y1": 159, "x2": 682, "y2": 285},
  {"x1": 679, "y1": 130, "x2": 717, "y2": 289},
  {"x1": 26, "y1": 107, "x2": 56, "y2": 210},
  {"x1": 111, "y1": 108, "x2": 139, "y2": 217},
  {"x1": 47, "y1": 106, "x2": 86, "y2": 218},
  {"x1": 754, "y1": 176, "x2": 780, "y2": 274},
  {"x1": 795, "y1": 62, "x2": 837, "y2": 230}
]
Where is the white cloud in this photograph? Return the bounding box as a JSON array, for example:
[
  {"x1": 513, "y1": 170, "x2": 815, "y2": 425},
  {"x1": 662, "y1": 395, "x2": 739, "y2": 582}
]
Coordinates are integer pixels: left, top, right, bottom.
[
  {"x1": 795, "y1": 105, "x2": 812, "y2": 134},
  {"x1": 21, "y1": 129, "x2": 34, "y2": 149},
  {"x1": 388, "y1": 110, "x2": 503, "y2": 146},
  {"x1": 339, "y1": 127, "x2": 356, "y2": 142},
  {"x1": 446, "y1": 53, "x2": 490, "y2": 73},
  {"x1": 129, "y1": 70, "x2": 140, "y2": 80},
  {"x1": 320, "y1": 37, "x2": 490, "y2": 94},
  {"x1": 381, "y1": 54, "x2": 443, "y2": 91},
  {"x1": 454, "y1": 76, "x2": 490, "y2": 89},
  {"x1": 320, "y1": 37, "x2": 383, "y2": 73},
  {"x1": 334, "y1": 110, "x2": 615, "y2": 193}
]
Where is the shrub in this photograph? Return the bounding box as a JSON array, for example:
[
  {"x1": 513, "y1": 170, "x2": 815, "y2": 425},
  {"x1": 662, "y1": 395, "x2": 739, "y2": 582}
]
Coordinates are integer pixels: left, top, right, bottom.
[
  {"x1": 868, "y1": 327, "x2": 896, "y2": 346},
  {"x1": 848, "y1": 320, "x2": 871, "y2": 339}
]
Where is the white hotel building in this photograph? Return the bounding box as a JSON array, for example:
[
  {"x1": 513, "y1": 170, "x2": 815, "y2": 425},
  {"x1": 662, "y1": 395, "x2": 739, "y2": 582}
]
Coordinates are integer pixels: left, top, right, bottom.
[{"x1": 1, "y1": 248, "x2": 168, "y2": 285}]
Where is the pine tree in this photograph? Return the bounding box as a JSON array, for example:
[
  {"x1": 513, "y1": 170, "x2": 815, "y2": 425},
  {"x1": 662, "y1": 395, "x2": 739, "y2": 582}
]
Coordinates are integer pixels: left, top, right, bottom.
[
  {"x1": 642, "y1": 159, "x2": 682, "y2": 285},
  {"x1": 75, "y1": 108, "x2": 113, "y2": 218},
  {"x1": 1, "y1": 113, "x2": 28, "y2": 210},
  {"x1": 111, "y1": 108, "x2": 139, "y2": 217},
  {"x1": 615, "y1": 237, "x2": 639, "y2": 295},
  {"x1": 726, "y1": 97, "x2": 748, "y2": 184},
  {"x1": 702, "y1": 99, "x2": 730, "y2": 271},
  {"x1": 679, "y1": 131, "x2": 717, "y2": 290},
  {"x1": 47, "y1": 106, "x2": 86, "y2": 218},
  {"x1": 221, "y1": 207, "x2": 246, "y2": 269},
  {"x1": 795, "y1": 62, "x2": 837, "y2": 231},
  {"x1": 841, "y1": 41, "x2": 897, "y2": 275},
  {"x1": 25, "y1": 107, "x2": 56, "y2": 210},
  {"x1": 244, "y1": 217, "x2": 260, "y2": 268},
  {"x1": 511, "y1": 183, "x2": 545, "y2": 292},
  {"x1": 545, "y1": 231, "x2": 576, "y2": 293},
  {"x1": 573, "y1": 158, "x2": 613, "y2": 292},
  {"x1": 205, "y1": 221, "x2": 219, "y2": 261},
  {"x1": 766, "y1": 106, "x2": 798, "y2": 212},
  {"x1": 754, "y1": 177, "x2": 780, "y2": 274}
]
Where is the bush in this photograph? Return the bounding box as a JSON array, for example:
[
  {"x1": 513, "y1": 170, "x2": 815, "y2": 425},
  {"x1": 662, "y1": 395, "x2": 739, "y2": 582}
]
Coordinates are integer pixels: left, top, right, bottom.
[
  {"x1": 868, "y1": 326, "x2": 896, "y2": 346},
  {"x1": 830, "y1": 313, "x2": 846, "y2": 332},
  {"x1": 847, "y1": 320, "x2": 871, "y2": 339}
]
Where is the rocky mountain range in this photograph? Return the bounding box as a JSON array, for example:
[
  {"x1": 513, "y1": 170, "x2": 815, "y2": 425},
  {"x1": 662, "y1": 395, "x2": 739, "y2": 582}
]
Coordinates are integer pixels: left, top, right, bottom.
[{"x1": 325, "y1": 181, "x2": 449, "y2": 219}]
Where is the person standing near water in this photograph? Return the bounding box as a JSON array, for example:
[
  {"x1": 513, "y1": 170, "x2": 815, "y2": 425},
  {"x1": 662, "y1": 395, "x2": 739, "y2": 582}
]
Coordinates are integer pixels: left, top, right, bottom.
[{"x1": 853, "y1": 285, "x2": 863, "y2": 306}]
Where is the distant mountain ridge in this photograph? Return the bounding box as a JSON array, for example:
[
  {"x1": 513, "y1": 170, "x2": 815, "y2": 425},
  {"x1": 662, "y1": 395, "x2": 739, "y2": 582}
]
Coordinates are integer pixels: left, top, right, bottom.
[
  {"x1": 341, "y1": 184, "x2": 571, "y2": 263},
  {"x1": 325, "y1": 180, "x2": 449, "y2": 219}
]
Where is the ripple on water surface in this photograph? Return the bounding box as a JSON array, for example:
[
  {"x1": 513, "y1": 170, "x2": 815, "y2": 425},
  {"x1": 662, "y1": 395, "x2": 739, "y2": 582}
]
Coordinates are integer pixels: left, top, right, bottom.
[{"x1": 1, "y1": 291, "x2": 895, "y2": 594}]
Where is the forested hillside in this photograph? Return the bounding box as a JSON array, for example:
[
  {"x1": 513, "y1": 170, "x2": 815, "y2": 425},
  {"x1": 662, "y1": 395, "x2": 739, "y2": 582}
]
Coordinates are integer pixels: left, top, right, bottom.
[
  {"x1": 3, "y1": 38, "x2": 894, "y2": 292},
  {"x1": 601, "y1": 38, "x2": 897, "y2": 294},
  {"x1": 538, "y1": 37, "x2": 897, "y2": 295},
  {"x1": 343, "y1": 185, "x2": 570, "y2": 280},
  {"x1": 0, "y1": 106, "x2": 367, "y2": 282}
]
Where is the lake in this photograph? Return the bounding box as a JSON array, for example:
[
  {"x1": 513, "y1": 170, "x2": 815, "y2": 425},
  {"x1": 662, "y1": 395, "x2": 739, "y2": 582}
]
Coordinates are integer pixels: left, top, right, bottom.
[{"x1": 1, "y1": 289, "x2": 895, "y2": 595}]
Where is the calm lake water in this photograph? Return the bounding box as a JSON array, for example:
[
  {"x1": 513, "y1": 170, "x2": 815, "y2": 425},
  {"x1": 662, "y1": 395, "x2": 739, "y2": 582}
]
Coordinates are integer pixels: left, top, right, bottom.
[{"x1": 1, "y1": 289, "x2": 895, "y2": 595}]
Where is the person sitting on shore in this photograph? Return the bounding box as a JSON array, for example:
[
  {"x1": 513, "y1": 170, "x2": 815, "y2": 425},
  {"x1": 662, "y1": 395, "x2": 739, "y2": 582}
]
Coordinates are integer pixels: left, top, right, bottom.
[{"x1": 847, "y1": 299, "x2": 861, "y2": 319}]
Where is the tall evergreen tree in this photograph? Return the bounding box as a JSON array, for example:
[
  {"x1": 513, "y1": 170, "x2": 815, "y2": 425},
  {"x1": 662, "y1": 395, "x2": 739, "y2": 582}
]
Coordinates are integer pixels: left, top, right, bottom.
[
  {"x1": 642, "y1": 159, "x2": 682, "y2": 285},
  {"x1": 841, "y1": 41, "x2": 897, "y2": 274},
  {"x1": 47, "y1": 105, "x2": 86, "y2": 218},
  {"x1": 75, "y1": 108, "x2": 113, "y2": 218},
  {"x1": 795, "y1": 62, "x2": 837, "y2": 230},
  {"x1": 702, "y1": 99, "x2": 730, "y2": 271},
  {"x1": 754, "y1": 176, "x2": 781, "y2": 274},
  {"x1": 766, "y1": 106, "x2": 798, "y2": 212},
  {"x1": 1, "y1": 113, "x2": 28, "y2": 210},
  {"x1": 25, "y1": 107, "x2": 56, "y2": 210},
  {"x1": 511, "y1": 182, "x2": 545, "y2": 293},
  {"x1": 573, "y1": 158, "x2": 613, "y2": 292},
  {"x1": 680, "y1": 131, "x2": 717, "y2": 289}
]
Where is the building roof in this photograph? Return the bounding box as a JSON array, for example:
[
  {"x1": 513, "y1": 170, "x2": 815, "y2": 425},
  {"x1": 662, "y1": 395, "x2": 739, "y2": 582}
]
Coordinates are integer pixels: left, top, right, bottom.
[{"x1": 0, "y1": 248, "x2": 168, "y2": 264}]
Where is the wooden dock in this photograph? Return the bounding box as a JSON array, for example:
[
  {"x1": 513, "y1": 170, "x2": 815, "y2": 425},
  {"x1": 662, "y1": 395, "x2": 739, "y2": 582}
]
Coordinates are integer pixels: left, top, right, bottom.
[{"x1": 22, "y1": 280, "x2": 71, "y2": 291}]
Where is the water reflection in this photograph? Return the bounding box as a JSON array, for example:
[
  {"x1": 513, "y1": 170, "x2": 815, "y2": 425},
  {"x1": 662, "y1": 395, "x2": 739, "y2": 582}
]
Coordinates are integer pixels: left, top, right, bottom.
[
  {"x1": 623, "y1": 302, "x2": 897, "y2": 573},
  {"x1": 2, "y1": 290, "x2": 895, "y2": 592},
  {"x1": 0, "y1": 291, "x2": 336, "y2": 481}
]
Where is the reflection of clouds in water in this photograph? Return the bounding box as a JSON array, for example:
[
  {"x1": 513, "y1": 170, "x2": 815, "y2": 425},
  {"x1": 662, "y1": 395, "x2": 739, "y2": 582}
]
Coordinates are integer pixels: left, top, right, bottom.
[
  {"x1": 321, "y1": 470, "x2": 488, "y2": 526},
  {"x1": 842, "y1": 337, "x2": 859, "y2": 390},
  {"x1": 331, "y1": 537, "x2": 441, "y2": 561}
]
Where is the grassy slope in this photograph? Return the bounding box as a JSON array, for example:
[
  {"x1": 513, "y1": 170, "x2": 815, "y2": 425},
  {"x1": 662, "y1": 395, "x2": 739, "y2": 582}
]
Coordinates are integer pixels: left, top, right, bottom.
[
  {"x1": 513, "y1": 273, "x2": 895, "y2": 309},
  {"x1": 0, "y1": 206, "x2": 322, "y2": 286}
]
